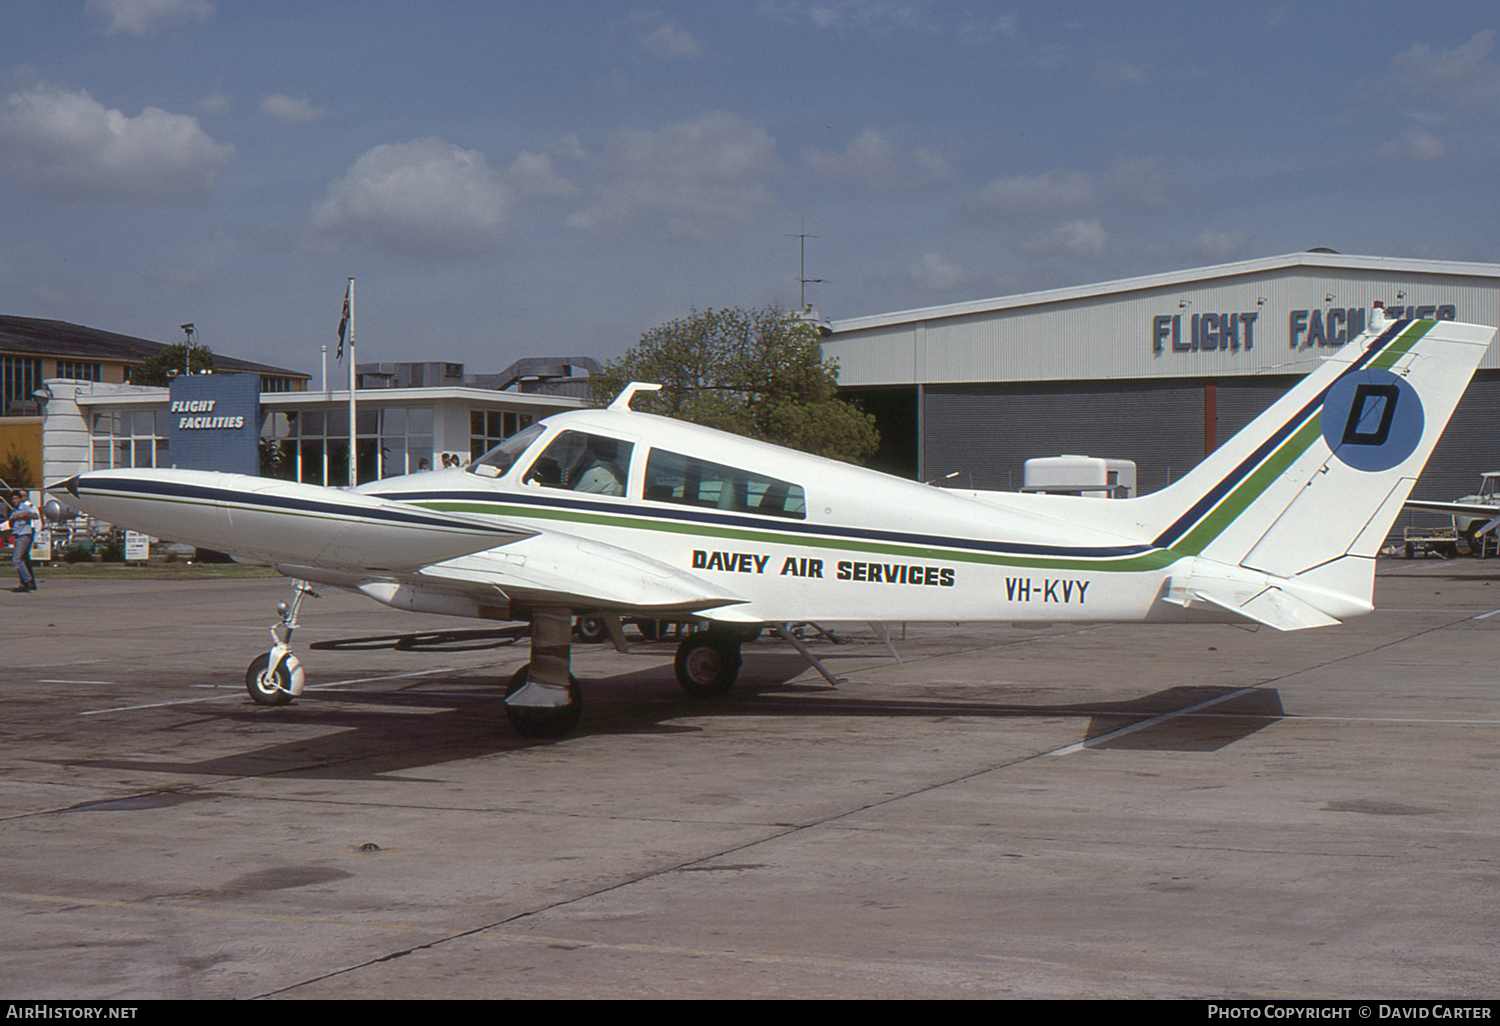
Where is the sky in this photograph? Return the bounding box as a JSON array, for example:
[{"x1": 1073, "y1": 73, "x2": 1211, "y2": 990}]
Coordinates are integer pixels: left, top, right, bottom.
[{"x1": 2, "y1": 1, "x2": 1499, "y2": 382}]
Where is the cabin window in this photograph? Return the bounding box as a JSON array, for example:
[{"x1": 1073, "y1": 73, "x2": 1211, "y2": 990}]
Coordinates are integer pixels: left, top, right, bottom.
[
  {"x1": 468, "y1": 422, "x2": 546, "y2": 479},
  {"x1": 643, "y1": 449, "x2": 805, "y2": 519},
  {"x1": 521, "y1": 430, "x2": 633, "y2": 497}
]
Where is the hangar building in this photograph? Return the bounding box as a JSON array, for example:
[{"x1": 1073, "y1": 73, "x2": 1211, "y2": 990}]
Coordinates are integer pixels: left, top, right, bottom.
[{"x1": 825, "y1": 252, "x2": 1500, "y2": 522}]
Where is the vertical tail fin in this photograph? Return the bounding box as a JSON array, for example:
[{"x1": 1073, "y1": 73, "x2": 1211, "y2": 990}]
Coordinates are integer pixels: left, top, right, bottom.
[{"x1": 1134, "y1": 317, "x2": 1493, "y2": 582}]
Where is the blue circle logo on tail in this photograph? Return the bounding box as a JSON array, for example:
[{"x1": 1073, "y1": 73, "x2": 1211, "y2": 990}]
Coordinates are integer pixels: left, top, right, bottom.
[{"x1": 1321, "y1": 368, "x2": 1424, "y2": 472}]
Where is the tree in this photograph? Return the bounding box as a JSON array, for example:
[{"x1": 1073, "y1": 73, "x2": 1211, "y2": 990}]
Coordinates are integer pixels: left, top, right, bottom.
[
  {"x1": 588, "y1": 306, "x2": 879, "y2": 464},
  {"x1": 132, "y1": 343, "x2": 216, "y2": 386}
]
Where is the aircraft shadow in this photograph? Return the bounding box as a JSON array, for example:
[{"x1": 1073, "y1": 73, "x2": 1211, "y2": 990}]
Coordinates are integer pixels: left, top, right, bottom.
[{"x1": 63, "y1": 646, "x2": 1285, "y2": 785}]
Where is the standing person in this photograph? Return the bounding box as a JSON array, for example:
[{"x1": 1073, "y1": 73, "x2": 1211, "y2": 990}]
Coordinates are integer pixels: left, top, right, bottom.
[{"x1": 7, "y1": 490, "x2": 38, "y2": 593}]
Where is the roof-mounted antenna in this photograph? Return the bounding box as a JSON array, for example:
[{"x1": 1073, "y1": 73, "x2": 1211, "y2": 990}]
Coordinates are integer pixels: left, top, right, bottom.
[
  {"x1": 787, "y1": 223, "x2": 823, "y2": 310},
  {"x1": 608, "y1": 382, "x2": 662, "y2": 411}
]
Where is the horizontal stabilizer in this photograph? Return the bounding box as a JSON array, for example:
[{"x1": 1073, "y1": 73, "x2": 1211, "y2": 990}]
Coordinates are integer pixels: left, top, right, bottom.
[{"x1": 1189, "y1": 586, "x2": 1342, "y2": 631}]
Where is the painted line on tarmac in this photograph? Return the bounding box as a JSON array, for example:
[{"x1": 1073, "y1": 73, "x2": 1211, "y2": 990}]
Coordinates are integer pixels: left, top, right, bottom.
[
  {"x1": 1049, "y1": 685, "x2": 1262, "y2": 756},
  {"x1": 1050, "y1": 694, "x2": 1500, "y2": 755},
  {"x1": 77, "y1": 667, "x2": 463, "y2": 715},
  {"x1": 0, "y1": 890, "x2": 430, "y2": 932}
]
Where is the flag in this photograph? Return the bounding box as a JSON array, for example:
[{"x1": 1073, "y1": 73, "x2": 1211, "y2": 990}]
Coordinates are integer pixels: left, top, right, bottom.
[{"x1": 336, "y1": 283, "x2": 351, "y2": 361}]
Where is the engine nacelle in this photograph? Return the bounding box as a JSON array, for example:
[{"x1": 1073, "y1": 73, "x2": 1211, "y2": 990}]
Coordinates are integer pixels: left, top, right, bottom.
[{"x1": 356, "y1": 581, "x2": 512, "y2": 622}]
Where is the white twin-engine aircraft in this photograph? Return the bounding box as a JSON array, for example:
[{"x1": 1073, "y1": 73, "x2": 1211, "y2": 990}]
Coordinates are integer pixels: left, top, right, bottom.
[{"x1": 58, "y1": 313, "x2": 1495, "y2": 737}]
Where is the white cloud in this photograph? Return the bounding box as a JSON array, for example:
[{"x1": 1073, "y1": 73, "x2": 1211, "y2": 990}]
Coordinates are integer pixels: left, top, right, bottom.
[
  {"x1": 979, "y1": 170, "x2": 1094, "y2": 213},
  {"x1": 910, "y1": 251, "x2": 968, "y2": 290},
  {"x1": 565, "y1": 111, "x2": 779, "y2": 240},
  {"x1": 261, "y1": 94, "x2": 327, "y2": 124},
  {"x1": 1390, "y1": 29, "x2": 1500, "y2": 111},
  {"x1": 86, "y1": 0, "x2": 214, "y2": 36},
  {"x1": 629, "y1": 12, "x2": 705, "y2": 59},
  {"x1": 1378, "y1": 126, "x2": 1452, "y2": 162},
  {"x1": 763, "y1": 1, "x2": 943, "y2": 37},
  {"x1": 1186, "y1": 229, "x2": 1253, "y2": 262},
  {"x1": 1103, "y1": 155, "x2": 1181, "y2": 211},
  {"x1": 196, "y1": 91, "x2": 233, "y2": 116},
  {"x1": 1096, "y1": 60, "x2": 1148, "y2": 88},
  {"x1": 803, "y1": 128, "x2": 953, "y2": 190},
  {"x1": 978, "y1": 157, "x2": 1180, "y2": 223},
  {"x1": 508, "y1": 150, "x2": 577, "y2": 199},
  {"x1": 1024, "y1": 218, "x2": 1107, "y2": 259},
  {"x1": 313, "y1": 138, "x2": 514, "y2": 258},
  {"x1": 0, "y1": 83, "x2": 234, "y2": 199}
]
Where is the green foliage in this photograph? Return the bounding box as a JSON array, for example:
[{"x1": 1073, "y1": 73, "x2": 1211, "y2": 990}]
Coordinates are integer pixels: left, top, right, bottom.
[
  {"x1": 132, "y1": 343, "x2": 216, "y2": 386},
  {"x1": 589, "y1": 306, "x2": 879, "y2": 464}
]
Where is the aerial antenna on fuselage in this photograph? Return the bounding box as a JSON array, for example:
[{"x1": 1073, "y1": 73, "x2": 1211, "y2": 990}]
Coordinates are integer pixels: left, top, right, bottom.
[{"x1": 608, "y1": 381, "x2": 662, "y2": 411}]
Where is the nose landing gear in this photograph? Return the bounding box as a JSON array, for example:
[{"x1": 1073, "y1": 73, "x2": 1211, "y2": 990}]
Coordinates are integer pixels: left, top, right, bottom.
[{"x1": 245, "y1": 582, "x2": 315, "y2": 706}]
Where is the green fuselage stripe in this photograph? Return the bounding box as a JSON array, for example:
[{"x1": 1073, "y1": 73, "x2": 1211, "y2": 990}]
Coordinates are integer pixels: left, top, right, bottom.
[
  {"x1": 420, "y1": 499, "x2": 1180, "y2": 574},
  {"x1": 1166, "y1": 414, "x2": 1323, "y2": 557}
]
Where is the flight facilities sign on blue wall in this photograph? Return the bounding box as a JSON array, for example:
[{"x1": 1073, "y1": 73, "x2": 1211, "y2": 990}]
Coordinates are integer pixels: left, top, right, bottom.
[{"x1": 167, "y1": 373, "x2": 260, "y2": 475}]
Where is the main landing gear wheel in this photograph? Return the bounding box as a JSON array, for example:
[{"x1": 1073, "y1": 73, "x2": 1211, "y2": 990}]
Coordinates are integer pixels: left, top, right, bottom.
[
  {"x1": 673, "y1": 633, "x2": 742, "y2": 698},
  {"x1": 575, "y1": 615, "x2": 609, "y2": 644},
  {"x1": 504, "y1": 664, "x2": 583, "y2": 738},
  {"x1": 246, "y1": 653, "x2": 294, "y2": 706}
]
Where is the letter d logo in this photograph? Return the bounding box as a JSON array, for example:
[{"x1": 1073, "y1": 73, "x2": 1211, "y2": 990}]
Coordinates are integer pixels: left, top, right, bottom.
[{"x1": 1321, "y1": 368, "x2": 1424, "y2": 472}]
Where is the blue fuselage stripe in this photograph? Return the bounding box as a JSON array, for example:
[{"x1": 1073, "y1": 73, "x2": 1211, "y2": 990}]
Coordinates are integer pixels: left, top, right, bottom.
[
  {"x1": 80, "y1": 478, "x2": 513, "y2": 534},
  {"x1": 372, "y1": 486, "x2": 1156, "y2": 560}
]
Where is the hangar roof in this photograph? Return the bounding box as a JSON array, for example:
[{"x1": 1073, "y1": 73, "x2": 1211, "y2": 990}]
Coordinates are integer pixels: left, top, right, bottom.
[{"x1": 830, "y1": 252, "x2": 1500, "y2": 334}]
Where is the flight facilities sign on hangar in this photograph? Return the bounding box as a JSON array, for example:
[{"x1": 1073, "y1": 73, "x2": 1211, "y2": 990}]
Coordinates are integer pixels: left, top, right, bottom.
[{"x1": 167, "y1": 373, "x2": 260, "y2": 476}]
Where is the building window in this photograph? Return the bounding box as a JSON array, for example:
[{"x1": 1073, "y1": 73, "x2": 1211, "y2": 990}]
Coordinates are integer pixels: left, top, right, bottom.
[
  {"x1": 470, "y1": 410, "x2": 533, "y2": 461},
  {"x1": 56, "y1": 361, "x2": 102, "y2": 382},
  {"x1": 91, "y1": 409, "x2": 169, "y2": 470},
  {"x1": 2, "y1": 356, "x2": 43, "y2": 416},
  {"x1": 260, "y1": 405, "x2": 433, "y2": 483},
  {"x1": 260, "y1": 376, "x2": 292, "y2": 393}
]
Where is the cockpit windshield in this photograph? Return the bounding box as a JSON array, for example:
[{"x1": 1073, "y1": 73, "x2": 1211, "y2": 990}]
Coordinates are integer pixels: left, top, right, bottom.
[{"x1": 467, "y1": 423, "x2": 546, "y2": 479}]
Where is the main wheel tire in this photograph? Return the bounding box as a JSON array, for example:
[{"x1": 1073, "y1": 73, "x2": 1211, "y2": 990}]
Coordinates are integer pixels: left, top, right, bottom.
[
  {"x1": 575, "y1": 616, "x2": 609, "y2": 644},
  {"x1": 504, "y1": 664, "x2": 582, "y2": 738},
  {"x1": 1465, "y1": 524, "x2": 1486, "y2": 558},
  {"x1": 673, "y1": 633, "x2": 742, "y2": 698},
  {"x1": 246, "y1": 653, "x2": 294, "y2": 706}
]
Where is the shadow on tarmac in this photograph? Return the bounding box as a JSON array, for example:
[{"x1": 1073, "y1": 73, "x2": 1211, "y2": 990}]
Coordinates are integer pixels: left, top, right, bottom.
[{"x1": 58, "y1": 631, "x2": 1286, "y2": 785}]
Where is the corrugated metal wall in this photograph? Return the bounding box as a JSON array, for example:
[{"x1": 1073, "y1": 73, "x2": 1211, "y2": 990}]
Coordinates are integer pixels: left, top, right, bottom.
[
  {"x1": 920, "y1": 371, "x2": 1500, "y2": 551},
  {"x1": 827, "y1": 261, "x2": 1500, "y2": 388},
  {"x1": 923, "y1": 380, "x2": 1205, "y2": 494}
]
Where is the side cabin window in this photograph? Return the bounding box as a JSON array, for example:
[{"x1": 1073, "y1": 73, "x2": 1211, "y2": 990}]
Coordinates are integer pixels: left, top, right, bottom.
[
  {"x1": 468, "y1": 422, "x2": 546, "y2": 479},
  {"x1": 521, "y1": 430, "x2": 634, "y2": 497},
  {"x1": 643, "y1": 448, "x2": 806, "y2": 520}
]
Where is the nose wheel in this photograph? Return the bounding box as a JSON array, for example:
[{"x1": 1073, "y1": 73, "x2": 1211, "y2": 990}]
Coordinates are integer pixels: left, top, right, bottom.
[
  {"x1": 245, "y1": 582, "x2": 314, "y2": 706},
  {"x1": 246, "y1": 651, "x2": 299, "y2": 706}
]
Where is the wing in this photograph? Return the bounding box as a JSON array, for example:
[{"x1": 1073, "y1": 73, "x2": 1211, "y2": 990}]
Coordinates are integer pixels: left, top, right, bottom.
[
  {"x1": 275, "y1": 529, "x2": 754, "y2": 622},
  {"x1": 60, "y1": 468, "x2": 532, "y2": 570}
]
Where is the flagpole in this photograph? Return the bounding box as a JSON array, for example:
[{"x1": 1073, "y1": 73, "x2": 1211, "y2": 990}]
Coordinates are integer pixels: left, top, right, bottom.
[{"x1": 346, "y1": 277, "x2": 357, "y2": 487}]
